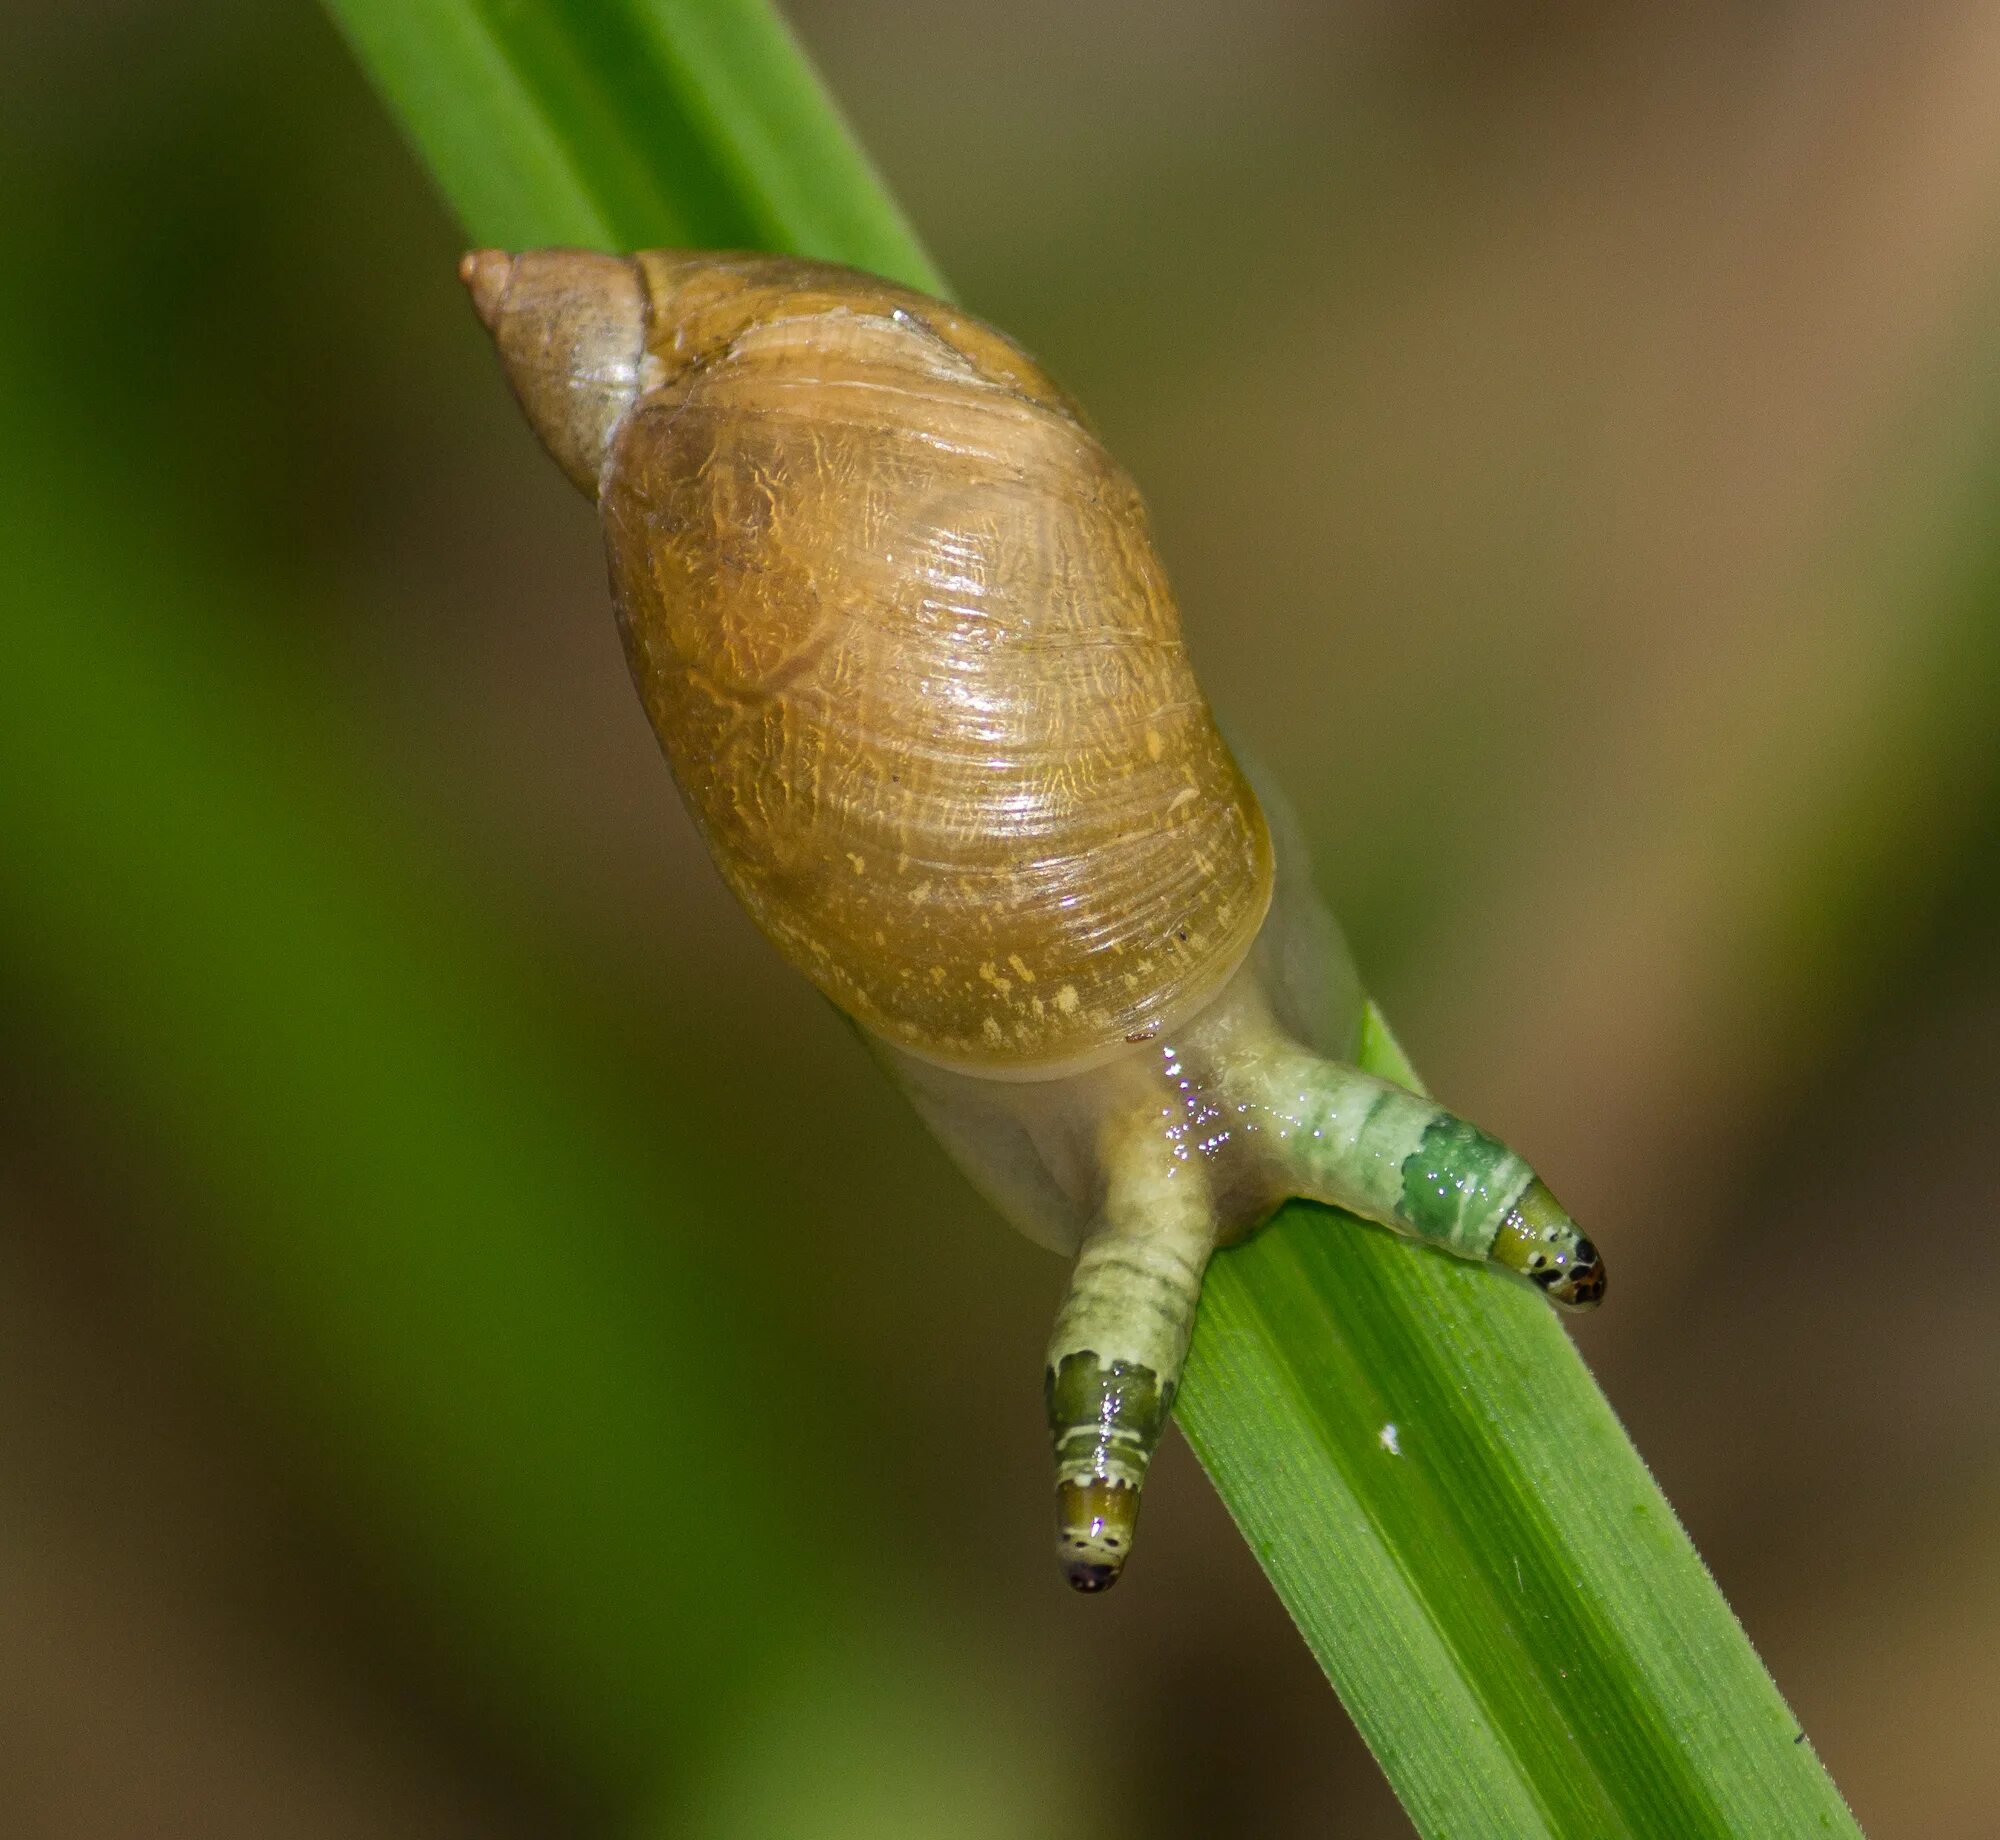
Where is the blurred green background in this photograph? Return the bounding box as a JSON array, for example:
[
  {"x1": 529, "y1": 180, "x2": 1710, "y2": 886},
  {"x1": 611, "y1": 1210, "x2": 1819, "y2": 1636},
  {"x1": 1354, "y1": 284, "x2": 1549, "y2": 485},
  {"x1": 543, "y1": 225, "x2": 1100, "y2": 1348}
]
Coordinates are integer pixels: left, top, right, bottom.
[{"x1": 6, "y1": 1, "x2": 2000, "y2": 1834}]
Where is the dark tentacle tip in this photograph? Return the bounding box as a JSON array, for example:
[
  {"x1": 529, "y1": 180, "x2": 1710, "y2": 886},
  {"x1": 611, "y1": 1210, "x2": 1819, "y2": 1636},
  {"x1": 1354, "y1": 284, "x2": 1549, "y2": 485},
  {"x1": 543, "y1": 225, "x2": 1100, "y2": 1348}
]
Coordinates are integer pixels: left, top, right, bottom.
[
  {"x1": 1064, "y1": 1560, "x2": 1122, "y2": 1594},
  {"x1": 1544, "y1": 1237, "x2": 1606, "y2": 1310}
]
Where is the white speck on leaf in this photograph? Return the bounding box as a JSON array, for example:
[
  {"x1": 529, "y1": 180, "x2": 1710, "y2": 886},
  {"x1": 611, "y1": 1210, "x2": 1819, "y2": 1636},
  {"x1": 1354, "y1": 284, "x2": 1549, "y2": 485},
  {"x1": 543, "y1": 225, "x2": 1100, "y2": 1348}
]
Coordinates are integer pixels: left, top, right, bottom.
[{"x1": 1378, "y1": 1423, "x2": 1401, "y2": 1456}]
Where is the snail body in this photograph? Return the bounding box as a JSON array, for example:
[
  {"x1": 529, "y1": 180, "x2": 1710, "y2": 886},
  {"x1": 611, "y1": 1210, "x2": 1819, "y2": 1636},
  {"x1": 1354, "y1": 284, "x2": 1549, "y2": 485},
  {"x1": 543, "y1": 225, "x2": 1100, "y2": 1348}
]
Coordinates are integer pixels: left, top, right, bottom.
[{"x1": 464, "y1": 249, "x2": 1603, "y2": 1591}]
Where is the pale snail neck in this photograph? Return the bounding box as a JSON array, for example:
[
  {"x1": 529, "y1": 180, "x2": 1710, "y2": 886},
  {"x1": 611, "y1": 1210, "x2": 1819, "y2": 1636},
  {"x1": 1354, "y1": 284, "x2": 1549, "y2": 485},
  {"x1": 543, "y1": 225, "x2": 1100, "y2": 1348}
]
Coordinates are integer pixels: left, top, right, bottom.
[{"x1": 877, "y1": 946, "x2": 1315, "y2": 1260}]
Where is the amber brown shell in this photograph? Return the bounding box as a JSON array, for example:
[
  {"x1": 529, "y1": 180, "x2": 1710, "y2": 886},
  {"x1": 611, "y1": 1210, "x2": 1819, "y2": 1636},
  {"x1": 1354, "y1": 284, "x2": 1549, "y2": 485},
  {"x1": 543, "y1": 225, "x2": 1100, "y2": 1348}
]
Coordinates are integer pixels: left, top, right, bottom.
[{"x1": 595, "y1": 252, "x2": 1272, "y2": 1071}]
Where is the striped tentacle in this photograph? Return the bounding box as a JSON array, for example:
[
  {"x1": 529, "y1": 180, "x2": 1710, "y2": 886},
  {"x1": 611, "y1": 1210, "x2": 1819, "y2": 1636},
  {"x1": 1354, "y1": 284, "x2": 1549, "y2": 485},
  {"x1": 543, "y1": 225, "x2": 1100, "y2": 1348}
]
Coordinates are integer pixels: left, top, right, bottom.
[
  {"x1": 1044, "y1": 1106, "x2": 1218, "y2": 1592},
  {"x1": 1228, "y1": 1043, "x2": 1604, "y2": 1308}
]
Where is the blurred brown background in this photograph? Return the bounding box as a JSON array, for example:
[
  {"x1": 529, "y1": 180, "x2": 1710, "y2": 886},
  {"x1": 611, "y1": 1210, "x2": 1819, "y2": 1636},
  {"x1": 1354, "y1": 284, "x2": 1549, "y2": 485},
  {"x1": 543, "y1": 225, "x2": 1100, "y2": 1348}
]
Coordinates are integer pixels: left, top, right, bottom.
[{"x1": 5, "y1": 0, "x2": 2000, "y2": 1834}]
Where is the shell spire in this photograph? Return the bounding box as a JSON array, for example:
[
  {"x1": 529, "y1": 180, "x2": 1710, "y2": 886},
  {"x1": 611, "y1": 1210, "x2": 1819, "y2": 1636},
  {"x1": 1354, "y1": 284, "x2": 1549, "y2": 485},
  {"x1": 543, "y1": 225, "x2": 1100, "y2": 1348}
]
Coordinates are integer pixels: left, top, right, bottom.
[{"x1": 460, "y1": 249, "x2": 648, "y2": 499}]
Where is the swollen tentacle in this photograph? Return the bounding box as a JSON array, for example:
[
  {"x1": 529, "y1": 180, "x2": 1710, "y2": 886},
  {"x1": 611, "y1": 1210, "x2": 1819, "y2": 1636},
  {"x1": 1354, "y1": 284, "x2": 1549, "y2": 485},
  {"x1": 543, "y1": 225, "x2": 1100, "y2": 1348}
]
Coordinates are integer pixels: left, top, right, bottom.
[
  {"x1": 1226, "y1": 1043, "x2": 1605, "y2": 1308},
  {"x1": 1045, "y1": 1107, "x2": 1219, "y2": 1592}
]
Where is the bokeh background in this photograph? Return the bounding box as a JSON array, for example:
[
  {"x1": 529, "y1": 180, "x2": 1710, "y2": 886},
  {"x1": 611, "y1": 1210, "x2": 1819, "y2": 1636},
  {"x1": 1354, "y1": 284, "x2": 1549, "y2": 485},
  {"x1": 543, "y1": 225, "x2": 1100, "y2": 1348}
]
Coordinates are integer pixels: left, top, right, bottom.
[{"x1": 6, "y1": 1, "x2": 2000, "y2": 1834}]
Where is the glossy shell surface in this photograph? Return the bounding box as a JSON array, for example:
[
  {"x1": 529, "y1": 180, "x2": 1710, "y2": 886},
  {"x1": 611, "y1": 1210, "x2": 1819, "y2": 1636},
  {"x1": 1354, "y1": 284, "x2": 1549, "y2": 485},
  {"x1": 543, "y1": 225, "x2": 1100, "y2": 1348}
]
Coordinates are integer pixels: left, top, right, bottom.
[{"x1": 604, "y1": 254, "x2": 1272, "y2": 1070}]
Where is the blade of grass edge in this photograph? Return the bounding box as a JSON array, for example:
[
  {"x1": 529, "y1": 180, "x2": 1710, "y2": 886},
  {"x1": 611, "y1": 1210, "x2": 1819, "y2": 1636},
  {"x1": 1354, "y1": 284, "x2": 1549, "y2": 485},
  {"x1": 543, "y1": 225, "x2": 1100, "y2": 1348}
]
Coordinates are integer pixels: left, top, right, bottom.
[{"x1": 316, "y1": 1, "x2": 1862, "y2": 1831}]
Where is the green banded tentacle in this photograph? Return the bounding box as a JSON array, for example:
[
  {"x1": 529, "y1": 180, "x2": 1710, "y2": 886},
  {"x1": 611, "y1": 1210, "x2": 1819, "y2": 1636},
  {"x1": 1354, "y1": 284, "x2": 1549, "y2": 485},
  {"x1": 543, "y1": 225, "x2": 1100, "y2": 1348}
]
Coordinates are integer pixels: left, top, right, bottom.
[
  {"x1": 1044, "y1": 1107, "x2": 1218, "y2": 1591},
  {"x1": 1234, "y1": 1046, "x2": 1530, "y2": 1254},
  {"x1": 1226, "y1": 1043, "x2": 1605, "y2": 1306}
]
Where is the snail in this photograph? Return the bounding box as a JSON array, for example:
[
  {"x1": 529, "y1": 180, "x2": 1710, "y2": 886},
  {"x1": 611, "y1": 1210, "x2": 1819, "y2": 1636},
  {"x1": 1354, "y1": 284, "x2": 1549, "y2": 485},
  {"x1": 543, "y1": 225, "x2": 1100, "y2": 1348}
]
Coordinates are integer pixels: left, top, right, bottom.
[{"x1": 461, "y1": 248, "x2": 1604, "y2": 1593}]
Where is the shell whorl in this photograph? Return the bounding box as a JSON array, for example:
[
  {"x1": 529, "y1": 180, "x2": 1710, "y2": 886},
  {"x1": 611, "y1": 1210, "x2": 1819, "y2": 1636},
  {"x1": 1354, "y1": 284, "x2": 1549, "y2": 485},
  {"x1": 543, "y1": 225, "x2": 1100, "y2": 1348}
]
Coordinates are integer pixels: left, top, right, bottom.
[{"x1": 479, "y1": 250, "x2": 1274, "y2": 1072}]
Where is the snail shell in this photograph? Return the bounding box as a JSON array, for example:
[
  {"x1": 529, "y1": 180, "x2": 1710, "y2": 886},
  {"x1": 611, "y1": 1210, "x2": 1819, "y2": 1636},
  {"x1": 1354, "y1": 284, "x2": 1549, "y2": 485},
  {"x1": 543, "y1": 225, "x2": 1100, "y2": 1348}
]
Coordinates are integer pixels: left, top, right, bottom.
[{"x1": 466, "y1": 249, "x2": 1272, "y2": 1072}]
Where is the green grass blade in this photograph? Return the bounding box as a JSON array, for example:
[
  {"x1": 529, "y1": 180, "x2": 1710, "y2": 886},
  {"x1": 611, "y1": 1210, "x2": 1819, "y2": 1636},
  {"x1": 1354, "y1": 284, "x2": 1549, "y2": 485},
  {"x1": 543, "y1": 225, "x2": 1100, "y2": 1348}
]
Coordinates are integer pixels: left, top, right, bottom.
[
  {"x1": 1183, "y1": 1015, "x2": 1854, "y2": 1836},
  {"x1": 322, "y1": 0, "x2": 936, "y2": 281},
  {"x1": 343, "y1": 0, "x2": 1860, "y2": 1828}
]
